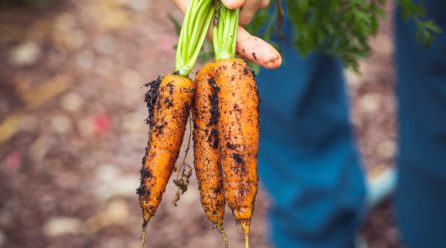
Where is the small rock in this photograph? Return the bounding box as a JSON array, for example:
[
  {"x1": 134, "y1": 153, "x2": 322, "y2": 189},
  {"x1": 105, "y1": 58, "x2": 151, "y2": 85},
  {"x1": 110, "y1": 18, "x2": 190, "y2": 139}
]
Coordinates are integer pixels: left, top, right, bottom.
[
  {"x1": 98, "y1": 175, "x2": 138, "y2": 200},
  {"x1": 98, "y1": 238, "x2": 125, "y2": 248},
  {"x1": 52, "y1": 13, "x2": 85, "y2": 50},
  {"x1": 96, "y1": 164, "x2": 120, "y2": 182},
  {"x1": 377, "y1": 140, "x2": 396, "y2": 159},
  {"x1": 359, "y1": 93, "x2": 381, "y2": 113},
  {"x1": 61, "y1": 93, "x2": 84, "y2": 113},
  {"x1": 126, "y1": 0, "x2": 150, "y2": 12},
  {"x1": 122, "y1": 112, "x2": 145, "y2": 133},
  {"x1": 8, "y1": 41, "x2": 41, "y2": 67},
  {"x1": 43, "y1": 217, "x2": 83, "y2": 237},
  {"x1": 345, "y1": 69, "x2": 362, "y2": 92},
  {"x1": 105, "y1": 199, "x2": 129, "y2": 223},
  {"x1": 85, "y1": 199, "x2": 130, "y2": 234},
  {"x1": 94, "y1": 165, "x2": 139, "y2": 200},
  {"x1": 51, "y1": 114, "x2": 72, "y2": 135}
]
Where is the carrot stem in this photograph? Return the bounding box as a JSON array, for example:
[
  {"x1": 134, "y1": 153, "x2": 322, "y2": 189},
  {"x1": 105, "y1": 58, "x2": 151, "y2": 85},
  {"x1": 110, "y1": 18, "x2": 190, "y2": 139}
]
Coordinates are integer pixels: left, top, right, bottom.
[
  {"x1": 176, "y1": 0, "x2": 215, "y2": 76},
  {"x1": 213, "y1": 3, "x2": 239, "y2": 60}
]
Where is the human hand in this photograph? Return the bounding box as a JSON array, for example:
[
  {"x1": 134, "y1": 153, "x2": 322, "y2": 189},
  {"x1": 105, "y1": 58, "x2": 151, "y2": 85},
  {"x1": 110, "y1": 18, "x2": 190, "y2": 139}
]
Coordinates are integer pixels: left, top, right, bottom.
[{"x1": 172, "y1": 0, "x2": 282, "y2": 69}]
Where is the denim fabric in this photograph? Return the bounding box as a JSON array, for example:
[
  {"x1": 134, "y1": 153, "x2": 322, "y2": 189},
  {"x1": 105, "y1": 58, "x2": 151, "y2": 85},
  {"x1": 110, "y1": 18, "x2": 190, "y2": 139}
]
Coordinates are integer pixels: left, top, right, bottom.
[
  {"x1": 256, "y1": 7, "x2": 366, "y2": 247},
  {"x1": 395, "y1": 1, "x2": 446, "y2": 247}
]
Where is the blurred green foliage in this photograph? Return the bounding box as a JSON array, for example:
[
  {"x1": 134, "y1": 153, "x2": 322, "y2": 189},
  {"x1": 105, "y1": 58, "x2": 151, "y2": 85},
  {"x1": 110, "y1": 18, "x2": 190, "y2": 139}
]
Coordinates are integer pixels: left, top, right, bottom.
[
  {"x1": 0, "y1": 0, "x2": 55, "y2": 7},
  {"x1": 248, "y1": 0, "x2": 442, "y2": 71}
]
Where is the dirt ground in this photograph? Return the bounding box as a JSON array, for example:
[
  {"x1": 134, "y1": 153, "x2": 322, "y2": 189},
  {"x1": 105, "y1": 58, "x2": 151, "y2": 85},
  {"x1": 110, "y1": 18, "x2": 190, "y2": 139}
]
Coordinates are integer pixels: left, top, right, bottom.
[{"x1": 0, "y1": 1, "x2": 401, "y2": 247}]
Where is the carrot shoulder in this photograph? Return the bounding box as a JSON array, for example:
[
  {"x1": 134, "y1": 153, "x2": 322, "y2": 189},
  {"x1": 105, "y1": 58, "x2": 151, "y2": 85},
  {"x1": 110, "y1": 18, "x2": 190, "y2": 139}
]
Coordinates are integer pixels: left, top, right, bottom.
[{"x1": 138, "y1": 75, "x2": 195, "y2": 224}]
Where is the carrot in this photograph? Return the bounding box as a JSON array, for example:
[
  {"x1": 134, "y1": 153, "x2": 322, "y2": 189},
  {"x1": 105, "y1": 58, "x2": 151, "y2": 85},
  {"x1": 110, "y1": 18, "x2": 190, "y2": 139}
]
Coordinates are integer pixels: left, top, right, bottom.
[
  {"x1": 138, "y1": 74, "x2": 194, "y2": 224},
  {"x1": 213, "y1": 5, "x2": 259, "y2": 248},
  {"x1": 215, "y1": 58, "x2": 259, "y2": 248},
  {"x1": 192, "y1": 62, "x2": 229, "y2": 247}
]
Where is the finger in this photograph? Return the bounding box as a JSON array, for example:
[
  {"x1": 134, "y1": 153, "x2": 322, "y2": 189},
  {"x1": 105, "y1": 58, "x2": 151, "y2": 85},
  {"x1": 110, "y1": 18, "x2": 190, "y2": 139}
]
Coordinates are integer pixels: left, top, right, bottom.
[
  {"x1": 239, "y1": 0, "x2": 261, "y2": 26},
  {"x1": 236, "y1": 27, "x2": 282, "y2": 69},
  {"x1": 172, "y1": 0, "x2": 188, "y2": 12},
  {"x1": 222, "y1": 0, "x2": 246, "y2": 9}
]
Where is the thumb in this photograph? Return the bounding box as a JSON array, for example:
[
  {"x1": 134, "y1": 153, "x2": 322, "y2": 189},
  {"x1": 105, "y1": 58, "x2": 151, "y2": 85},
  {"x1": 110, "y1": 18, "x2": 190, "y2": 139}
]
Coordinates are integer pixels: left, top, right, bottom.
[{"x1": 221, "y1": 0, "x2": 246, "y2": 9}]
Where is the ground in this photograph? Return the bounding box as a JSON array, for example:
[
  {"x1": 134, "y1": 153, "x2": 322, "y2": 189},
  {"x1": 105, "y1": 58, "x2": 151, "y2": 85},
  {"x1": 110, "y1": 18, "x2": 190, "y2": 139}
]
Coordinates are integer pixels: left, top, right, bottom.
[{"x1": 0, "y1": 1, "x2": 401, "y2": 247}]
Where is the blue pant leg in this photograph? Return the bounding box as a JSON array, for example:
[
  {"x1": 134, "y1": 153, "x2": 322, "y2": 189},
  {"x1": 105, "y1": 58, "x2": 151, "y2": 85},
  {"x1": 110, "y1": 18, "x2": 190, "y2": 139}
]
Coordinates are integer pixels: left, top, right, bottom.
[
  {"x1": 257, "y1": 20, "x2": 366, "y2": 248},
  {"x1": 395, "y1": 1, "x2": 446, "y2": 247}
]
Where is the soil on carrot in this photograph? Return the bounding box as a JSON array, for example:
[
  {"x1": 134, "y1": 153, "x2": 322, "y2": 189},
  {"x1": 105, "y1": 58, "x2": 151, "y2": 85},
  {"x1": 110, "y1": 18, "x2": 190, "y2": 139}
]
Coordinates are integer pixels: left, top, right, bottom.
[{"x1": 0, "y1": 1, "x2": 400, "y2": 248}]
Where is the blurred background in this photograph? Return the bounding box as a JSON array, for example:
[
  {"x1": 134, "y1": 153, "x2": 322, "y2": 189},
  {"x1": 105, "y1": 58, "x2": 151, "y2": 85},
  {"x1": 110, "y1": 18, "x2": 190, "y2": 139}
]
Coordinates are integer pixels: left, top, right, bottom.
[{"x1": 0, "y1": 0, "x2": 399, "y2": 247}]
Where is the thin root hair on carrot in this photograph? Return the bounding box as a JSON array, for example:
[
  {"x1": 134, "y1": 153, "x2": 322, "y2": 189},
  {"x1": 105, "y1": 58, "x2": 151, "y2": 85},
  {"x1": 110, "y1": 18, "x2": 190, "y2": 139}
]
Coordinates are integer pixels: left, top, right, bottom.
[{"x1": 172, "y1": 116, "x2": 194, "y2": 206}]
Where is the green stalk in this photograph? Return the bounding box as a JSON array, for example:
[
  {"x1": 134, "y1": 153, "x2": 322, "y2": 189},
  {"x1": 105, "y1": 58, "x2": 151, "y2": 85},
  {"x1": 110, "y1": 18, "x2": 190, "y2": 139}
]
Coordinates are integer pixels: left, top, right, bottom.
[
  {"x1": 213, "y1": 4, "x2": 239, "y2": 60},
  {"x1": 175, "y1": 0, "x2": 215, "y2": 76}
]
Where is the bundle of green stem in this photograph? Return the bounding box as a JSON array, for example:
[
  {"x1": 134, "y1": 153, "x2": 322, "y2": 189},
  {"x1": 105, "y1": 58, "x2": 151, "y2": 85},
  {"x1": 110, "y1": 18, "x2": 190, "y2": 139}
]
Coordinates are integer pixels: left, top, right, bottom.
[
  {"x1": 175, "y1": 0, "x2": 215, "y2": 76},
  {"x1": 213, "y1": 5, "x2": 239, "y2": 60}
]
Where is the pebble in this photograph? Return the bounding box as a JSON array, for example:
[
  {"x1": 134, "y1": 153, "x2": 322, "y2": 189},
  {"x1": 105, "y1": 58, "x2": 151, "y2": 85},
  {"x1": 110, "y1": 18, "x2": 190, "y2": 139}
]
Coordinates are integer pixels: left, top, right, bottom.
[
  {"x1": 377, "y1": 140, "x2": 396, "y2": 159},
  {"x1": 52, "y1": 13, "x2": 85, "y2": 50},
  {"x1": 93, "y1": 164, "x2": 139, "y2": 200},
  {"x1": 126, "y1": 0, "x2": 150, "y2": 12},
  {"x1": 98, "y1": 238, "x2": 125, "y2": 248},
  {"x1": 8, "y1": 41, "x2": 41, "y2": 67},
  {"x1": 61, "y1": 93, "x2": 84, "y2": 113},
  {"x1": 105, "y1": 199, "x2": 129, "y2": 224},
  {"x1": 43, "y1": 217, "x2": 83, "y2": 237},
  {"x1": 121, "y1": 112, "x2": 145, "y2": 133},
  {"x1": 345, "y1": 69, "x2": 363, "y2": 92},
  {"x1": 51, "y1": 114, "x2": 72, "y2": 135},
  {"x1": 85, "y1": 199, "x2": 130, "y2": 234},
  {"x1": 359, "y1": 93, "x2": 381, "y2": 113}
]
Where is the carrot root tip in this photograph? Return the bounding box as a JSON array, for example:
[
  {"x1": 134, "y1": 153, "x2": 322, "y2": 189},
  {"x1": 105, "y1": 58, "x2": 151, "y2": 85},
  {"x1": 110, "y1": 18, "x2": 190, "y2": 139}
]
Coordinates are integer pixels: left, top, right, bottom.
[
  {"x1": 140, "y1": 222, "x2": 148, "y2": 248},
  {"x1": 216, "y1": 224, "x2": 230, "y2": 248}
]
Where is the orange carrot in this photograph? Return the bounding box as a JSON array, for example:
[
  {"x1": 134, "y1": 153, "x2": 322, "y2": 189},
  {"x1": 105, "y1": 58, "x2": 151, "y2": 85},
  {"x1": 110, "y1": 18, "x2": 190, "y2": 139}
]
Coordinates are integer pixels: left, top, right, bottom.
[
  {"x1": 137, "y1": 74, "x2": 194, "y2": 227},
  {"x1": 215, "y1": 58, "x2": 259, "y2": 248},
  {"x1": 192, "y1": 62, "x2": 229, "y2": 247}
]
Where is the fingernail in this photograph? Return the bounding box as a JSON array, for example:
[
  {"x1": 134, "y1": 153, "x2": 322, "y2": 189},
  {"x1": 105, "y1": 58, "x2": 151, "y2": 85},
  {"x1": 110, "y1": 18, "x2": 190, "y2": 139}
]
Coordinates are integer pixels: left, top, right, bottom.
[{"x1": 222, "y1": 0, "x2": 245, "y2": 9}]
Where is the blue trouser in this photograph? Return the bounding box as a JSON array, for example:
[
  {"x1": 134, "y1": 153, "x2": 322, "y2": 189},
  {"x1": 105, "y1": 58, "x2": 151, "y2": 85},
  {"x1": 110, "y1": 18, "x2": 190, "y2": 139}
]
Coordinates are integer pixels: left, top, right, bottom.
[
  {"x1": 395, "y1": 1, "x2": 446, "y2": 247},
  {"x1": 257, "y1": 1, "x2": 446, "y2": 247},
  {"x1": 257, "y1": 14, "x2": 366, "y2": 248}
]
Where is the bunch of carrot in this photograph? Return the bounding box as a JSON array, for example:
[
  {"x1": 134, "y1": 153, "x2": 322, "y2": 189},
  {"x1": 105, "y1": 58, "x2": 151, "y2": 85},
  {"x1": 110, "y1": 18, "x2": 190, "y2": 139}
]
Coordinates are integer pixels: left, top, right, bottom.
[{"x1": 137, "y1": 1, "x2": 267, "y2": 247}]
